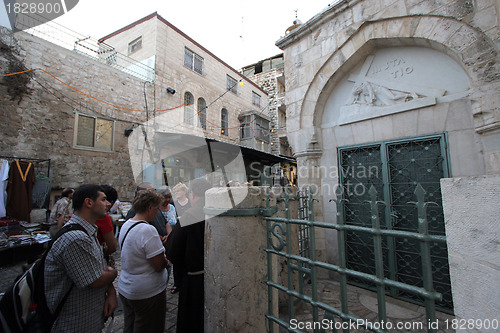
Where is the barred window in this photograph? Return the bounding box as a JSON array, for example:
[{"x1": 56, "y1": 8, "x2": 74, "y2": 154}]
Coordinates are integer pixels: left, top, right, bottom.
[
  {"x1": 226, "y1": 75, "x2": 238, "y2": 94},
  {"x1": 184, "y1": 48, "x2": 204, "y2": 75},
  {"x1": 184, "y1": 92, "x2": 194, "y2": 125},
  {"x1": 75, "y1": 113, "x2": 114, "y2": 151},
  {"x1": 128, "y1": 37, "x2": 142, "y2": 54},
  {"x1": 240, "y1": 115, "x2": 251, "y2": 139},
  {"x1": 252, "y1": 91, "x2": 261, "y2": 108},
  {"x1": 198, "y1": 97, "x2": 207, "y2": 129},
  {"x1": 256, "y1": 116, "x2": 269, "y2": 142},
  {"x1": 221, "y1": 108, "x2": 228, "y2": 136}
]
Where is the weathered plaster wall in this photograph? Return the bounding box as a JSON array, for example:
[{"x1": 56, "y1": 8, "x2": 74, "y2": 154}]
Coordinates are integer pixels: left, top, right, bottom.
[
  {"x1": 0, "y1": 29, "x2": 151, "y2": 200},
  {"x1": 441, "y1": 175, "x2": 500, "y2": 329}
]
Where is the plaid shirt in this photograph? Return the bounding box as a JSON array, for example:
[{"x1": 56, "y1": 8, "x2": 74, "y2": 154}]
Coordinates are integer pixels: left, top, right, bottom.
[
  {"x1": 44, "y1": 215, "x2": 107, "y2": 333},
  {"x1": 49, "y1": 197, "x2": 73, "y2": 225}
]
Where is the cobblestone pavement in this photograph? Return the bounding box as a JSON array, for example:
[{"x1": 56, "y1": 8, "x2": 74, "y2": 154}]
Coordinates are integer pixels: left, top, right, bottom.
[
  {"x1": 0, "y1": 248, "x2": 179, "y2": 333},
  {"x1": 1, "y1": 253, "x2": 455, "y2": 333},
  {"x1": 280, "y1": 279, "x2": 455, "y2": 333}
]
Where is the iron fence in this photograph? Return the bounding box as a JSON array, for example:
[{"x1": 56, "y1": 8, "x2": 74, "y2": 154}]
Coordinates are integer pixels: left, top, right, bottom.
[{"x1": 265, "y1": 184, "x2": 448, "y2": 332}]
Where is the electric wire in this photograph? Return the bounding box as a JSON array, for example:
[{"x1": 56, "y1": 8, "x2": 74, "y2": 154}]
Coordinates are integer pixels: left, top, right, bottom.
[{"x1": 3, "y1": 68, "x2": 288, "y2": 145}]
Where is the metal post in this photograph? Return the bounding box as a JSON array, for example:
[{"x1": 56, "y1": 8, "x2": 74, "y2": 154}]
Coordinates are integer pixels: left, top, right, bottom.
[
  {"x1": 367, "y1": 186, "x2": 387, "y2": 322},
  {"x1": 413, "y1": 184, "x2": 438, "y2": 332},
  {"x1": 334, "y1": 189, "x2": 349, "y2": 332}
]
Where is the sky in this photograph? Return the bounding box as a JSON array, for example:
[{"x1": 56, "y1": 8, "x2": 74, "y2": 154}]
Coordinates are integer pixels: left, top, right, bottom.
[{"x1": 2, "y1": 0, "x2": 333, "y2": 69}]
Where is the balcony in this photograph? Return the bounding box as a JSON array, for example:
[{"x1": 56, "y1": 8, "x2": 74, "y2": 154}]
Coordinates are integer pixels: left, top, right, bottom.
[{"x1": 15, "y1": 14, "x2": 155, "y2": 82}]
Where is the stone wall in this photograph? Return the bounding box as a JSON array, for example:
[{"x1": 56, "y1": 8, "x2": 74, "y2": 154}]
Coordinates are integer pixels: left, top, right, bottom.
[
  {"x1": 249, "y1": 68, "x2": 283, "y2": 155},
  {"x1": 276, "y1": 0, "x2": 500, "y2": 268},
  {"x1": 204, "y1": 186, "x2": 299, "y2": 331},
  {"x1": 0, "y1": 28, "x2": 151, "y2": 200},
  {"x1": 277, "y1": 0, "x2": 500, "y2": 172},
  {"x1": 441, "y1": 175, "x2": 500, "y2": 331}
]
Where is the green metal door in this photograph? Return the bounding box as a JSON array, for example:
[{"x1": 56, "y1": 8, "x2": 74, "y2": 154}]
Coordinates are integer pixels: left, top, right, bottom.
[{"x1": 338, "y1": 134, "x2": 453, "y2": 312}]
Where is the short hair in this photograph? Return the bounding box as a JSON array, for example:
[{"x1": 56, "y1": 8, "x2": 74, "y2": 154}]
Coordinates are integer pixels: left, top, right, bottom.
[
  {"x1": 136, "y1": 182, "x2": 154, "y2": 192},
  {"x1": 61, "y1": 187, "x2": 74, "y2": 198},
  {"x1": 134, "y1": 182, "x2": 155, "y2": 197},
  {"x1": 132, "y1": 189, "x2": 162, "y2": 214},
  {"x1": 100, "y1": 185, "x2": 118, "y2": 204},
  {"x1": 172, "y1": 182, "x2": 188, "y2": 194},
  {"x1": 157, "y1": 186, "x2": 171, "y2": 196},
  {"x1": 72, "y1": 184, "x2": 103, "y2": 211},
  {"x1": 189, "y1": 178, "x2": 212, "y2": 199}
]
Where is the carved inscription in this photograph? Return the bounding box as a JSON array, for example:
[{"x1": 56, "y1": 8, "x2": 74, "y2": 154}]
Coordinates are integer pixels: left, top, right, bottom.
[{"x1": 370, "y1": 57, "x2": 414, "y2": 79}]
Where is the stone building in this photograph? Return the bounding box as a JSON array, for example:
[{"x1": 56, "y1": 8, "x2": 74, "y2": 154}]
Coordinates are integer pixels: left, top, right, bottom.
[
  {"x1": 242, "y1": 54, "x2": 296, "y2": 185},
  {"x1": 276, "y1": 0, "x2": 499, "y2": 321},
  {"x1": 0, "y1": 11, "x2": 273, "y2": 200}
]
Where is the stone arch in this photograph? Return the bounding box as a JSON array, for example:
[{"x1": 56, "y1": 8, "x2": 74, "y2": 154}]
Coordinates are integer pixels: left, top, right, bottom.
[{"x1": 300, "y1": 15, "x2": 499, "y2": 144}]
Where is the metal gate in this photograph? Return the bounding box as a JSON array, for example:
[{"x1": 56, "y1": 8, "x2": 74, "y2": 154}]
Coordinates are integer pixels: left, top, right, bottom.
[
  {"x1": 265, "y1": 186, "x2": 450, "y2": 332},
  {"x1": 265, "y1": 134, "x2": 454, "y2": 332},
  {"x1": 338, "y1": 134, "x2": 453, "y2": 312}
]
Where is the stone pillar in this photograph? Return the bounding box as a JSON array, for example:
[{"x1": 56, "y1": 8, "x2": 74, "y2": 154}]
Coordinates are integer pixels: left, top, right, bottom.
[
  {"x1": 295, "y1": 134, "x2": 328, "y2": 269},
  {"x1": 204, "y1": 186, "x2": 277, "y2": 332},
  {"x1": 441, "y1": 175, "x2": 500, "y2": 331}
]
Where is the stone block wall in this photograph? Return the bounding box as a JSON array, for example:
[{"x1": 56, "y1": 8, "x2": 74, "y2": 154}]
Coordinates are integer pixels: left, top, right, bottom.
[
  {"x1": 0, "y1": 28, "x2": 151, "y2": 200},
  {"x1": 441, "y1": 175, "x2": 500, "y2": 331},
  {"x1": 277, "y1": 0, "x2": 500, "y2": 172},
  {"x1": 276, "y1": 0, "x2": 500, "y2": 279}
]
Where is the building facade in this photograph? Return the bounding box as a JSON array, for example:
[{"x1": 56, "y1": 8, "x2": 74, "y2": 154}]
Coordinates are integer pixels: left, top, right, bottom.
[
  {"x1": 0, "y1": 11, "x2": 271, "y2": 199},
  {"x1": 277, "y1": 0, "x2": 499, "y2": 318},
  {"x1": 98, "y1": 12, "x2": 272, "y2": 187},
  {"x1": 242, "y1": 54, "x2": 296, "y2": 185}
]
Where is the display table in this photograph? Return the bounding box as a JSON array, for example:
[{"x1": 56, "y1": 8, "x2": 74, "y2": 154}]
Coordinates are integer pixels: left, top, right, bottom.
[{"x1": 0, "y1": 220, "x2": 50, "y2": 265}]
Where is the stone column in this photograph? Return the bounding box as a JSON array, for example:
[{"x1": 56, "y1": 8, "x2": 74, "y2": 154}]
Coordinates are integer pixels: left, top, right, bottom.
[
  {"x1": 295, "y1": 134, "x2": 328, "y2": 268},
  {"x1": 204, "y1": 186, "x2": 277, "y2": 332}
]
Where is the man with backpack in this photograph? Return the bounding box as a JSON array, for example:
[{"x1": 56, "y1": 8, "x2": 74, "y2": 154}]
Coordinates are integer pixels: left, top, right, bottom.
[{"x1": 44, "y1": 184, "x2": 118, "y2": 332}]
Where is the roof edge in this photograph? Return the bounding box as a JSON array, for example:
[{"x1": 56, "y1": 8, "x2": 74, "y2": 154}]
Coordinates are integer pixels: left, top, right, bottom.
[
  {"x1": 98, "y1": 11, "x2": 158, "y2": 43},
  {"x1": 98, "y1": 12, "x2": 267, "y2": 96}
]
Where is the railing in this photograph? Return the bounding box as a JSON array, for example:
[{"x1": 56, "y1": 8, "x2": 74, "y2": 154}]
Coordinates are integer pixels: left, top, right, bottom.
[
  {"x1": 13, "y1": 13, "x2": 155, "y2": 82},
  {"x1": 265, "y1": 184, "x2": 448, "y2": 332}
]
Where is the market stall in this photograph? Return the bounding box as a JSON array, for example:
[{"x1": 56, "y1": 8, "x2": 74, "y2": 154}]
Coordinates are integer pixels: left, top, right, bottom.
[{"x1": 0, "y1": 156, "x2": 51, "y2": 265}]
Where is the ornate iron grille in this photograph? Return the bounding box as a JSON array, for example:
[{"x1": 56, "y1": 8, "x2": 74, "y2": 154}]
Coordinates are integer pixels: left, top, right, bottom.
[{"x1": 339, "y1": 135, "x2": 453, "y2": 312}]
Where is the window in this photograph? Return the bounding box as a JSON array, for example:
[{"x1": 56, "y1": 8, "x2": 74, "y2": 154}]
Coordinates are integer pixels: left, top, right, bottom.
[
  {"x1": 338, "y1": 134, "x2": 453, "y2": 311},
  {"x1": 226, "y1": 75, "x2": 238, "y2": 94},
  {"x1": 221, "y1": 108, "x2": 228, "y2": 136},
  {"x1": 184, "y1": 92, "x2": 194, "y2": 125},
  {"x1": 184, "y1": 48, "x2": 204, "y2": 75},
  {"x1": 252, "y1": 91, "x2": 261, "y2": 108},
  {"x1": 198, "y1": 97, "x2": 207, "y2": 129},
  {"x1": 240, "y1": 115, "x2": 251, "y2": 139},
  {"x1": 128, "y1": 37, "x2": 142, "y2": 54},
  {"x1": 75, "y1": 113, "x2": 114, "y2": 151},
  {"x1": 256, "y1": 116, "x2": 269, "y2": 142}
]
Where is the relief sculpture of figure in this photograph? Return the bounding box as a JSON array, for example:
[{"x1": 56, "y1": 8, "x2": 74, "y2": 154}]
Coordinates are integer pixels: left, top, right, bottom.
[{"x1": 352, "y1": 81, "x2": 419, "y2": 106}]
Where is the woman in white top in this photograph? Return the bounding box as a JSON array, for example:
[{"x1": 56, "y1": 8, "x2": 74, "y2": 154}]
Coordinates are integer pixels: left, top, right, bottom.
[{"x1": 118, "y1": 190, "x2": 169, "y2": 333}]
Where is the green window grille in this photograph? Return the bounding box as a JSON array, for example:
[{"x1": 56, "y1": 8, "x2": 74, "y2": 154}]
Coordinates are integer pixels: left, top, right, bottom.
[{"x1": 338, "y1": 134, "x2": 453, "y2": 312}]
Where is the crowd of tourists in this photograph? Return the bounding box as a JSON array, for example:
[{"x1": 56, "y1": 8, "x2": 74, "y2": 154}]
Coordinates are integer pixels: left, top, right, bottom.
[{"x1": 46, "y1": 179, "x2": 210, "y2": 333}]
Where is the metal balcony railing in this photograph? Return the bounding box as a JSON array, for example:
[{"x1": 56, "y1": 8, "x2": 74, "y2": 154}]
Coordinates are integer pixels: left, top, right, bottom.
[{"x1": 14, "y1": 13, "x2": 155, "y2": 82}]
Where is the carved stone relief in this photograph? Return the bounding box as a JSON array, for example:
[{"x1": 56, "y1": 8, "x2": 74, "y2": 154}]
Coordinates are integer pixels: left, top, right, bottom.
[{"x1": 321, "y1": 47, "x2": 471, "y2": 128}]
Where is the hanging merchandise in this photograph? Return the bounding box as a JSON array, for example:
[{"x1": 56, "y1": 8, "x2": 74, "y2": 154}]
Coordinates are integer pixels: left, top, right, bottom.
[
  {"x1": 6, "y1": 160, "x2": 35, "y2": 222},
  {"x1": 0, "y1": 160, "x2": 9, "y2": 218}
]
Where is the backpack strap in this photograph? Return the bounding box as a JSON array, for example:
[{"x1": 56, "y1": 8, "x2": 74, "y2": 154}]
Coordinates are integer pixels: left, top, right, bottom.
[
  {"x1": 48, "y1": 223, "x2": 87, "y2": 250},
  {"x1": 43, "y1": 223, "x2": 87, "y2": 318},
  {"x1": 120, "y1": 221, "x2": 146, "y2": 249}
]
